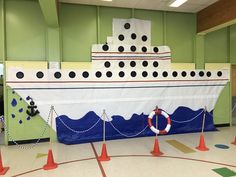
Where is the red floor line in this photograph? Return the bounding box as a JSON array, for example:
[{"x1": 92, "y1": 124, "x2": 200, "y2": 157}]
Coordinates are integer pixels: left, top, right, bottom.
[
  {"x1": 12, "y1": 168, "x2": 42, "y2": 177},
  {"x1": 12, "y1": 157, "x2": 96, "y2": 177},
  {"x1": 111, "y1": 154, "x2": 236, "y2": 168},
  {"x1": 90, "y1": 143, "x2": 107, "y2": 177},
  {"x1": 59, "y1": 157, "x2": 96, "y2": 165}
]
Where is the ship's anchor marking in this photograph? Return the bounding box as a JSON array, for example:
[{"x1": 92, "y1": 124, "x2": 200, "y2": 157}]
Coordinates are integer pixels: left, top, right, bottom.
[{"x1": 26, "y1": 97, "x2": 39, "y2": 117}]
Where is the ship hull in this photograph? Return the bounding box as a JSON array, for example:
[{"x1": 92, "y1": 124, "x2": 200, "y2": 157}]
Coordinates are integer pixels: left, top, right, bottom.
[{"x1": 9, "y1": 79, "x2": 227, "y2": 131}]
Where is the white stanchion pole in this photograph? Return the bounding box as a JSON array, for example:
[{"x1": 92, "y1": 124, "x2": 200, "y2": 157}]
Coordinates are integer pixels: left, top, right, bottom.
[
  {"x1": 102, "y1": 109, "x2": 106, "y2": 143},
  {"x1": 201, "y1": 106, "x2": 207, "y2": 134},
  {"x1": 155, "y1": 106, "x2": 158, "y2": 139},
  {"x1": 98, "y1": 109, "x2": 110, "y2": 161}
]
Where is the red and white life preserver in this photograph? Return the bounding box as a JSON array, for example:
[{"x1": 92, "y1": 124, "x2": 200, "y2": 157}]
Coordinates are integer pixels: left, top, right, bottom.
[{"x1": 148, "y1": 109, "x2": 171, "y2": 135}]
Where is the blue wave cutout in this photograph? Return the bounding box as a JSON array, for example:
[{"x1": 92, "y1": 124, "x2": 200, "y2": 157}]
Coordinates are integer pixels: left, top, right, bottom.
[{"x1": 56, "y1": 106, "x2": 216, "y2": 145}]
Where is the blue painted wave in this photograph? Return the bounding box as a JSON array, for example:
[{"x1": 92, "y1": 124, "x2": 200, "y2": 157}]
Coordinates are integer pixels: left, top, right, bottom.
[{"x1": 56, "y1": 106, "x2": 216, "y2": 145}]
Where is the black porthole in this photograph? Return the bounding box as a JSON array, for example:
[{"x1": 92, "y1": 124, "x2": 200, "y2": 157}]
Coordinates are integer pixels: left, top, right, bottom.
[
  {"x1": 118, "y1": 34, "x2": 124, "y2": 41},
  {"x1": 54, "y1": 72, "x2": 61, "y2": 79},
  {"x1": 181, "y1": 71, "x2": 187, "y2": 77},
  {"x1": 206, "y1": 71, "x2": 211, "y2": 77},
  {"x1": 119, "y1": 71, "x2": 125, "y2": 77},
  {"x1": 124, "y1": 23, "x2": 130, "y2": 29},
  {"x1": 190, "y1": 71, "x2": 196, "y2": 77},
  {"x1": 199, "y1": 71, "x2": 204, "y2": 77},
  {"x1": 106, "y1": 71, "x2": 112, "y2": 78},
  {"x1": 162, "y1": 71, "x2": 168, "y2": 77},
  {"x1": 130, "y1": 61, "x2": 136, "y2": 67},
  {"x1": 69, "y1": 71, "x2": 76, "y2": 78},
  {"x1": 172, "y1": 71, "x2": 178, "y2": 77},
  {"x1": 153, "y1": 47, "x2": 159, "y2": 53},
  {"x1": 16, "y1": 71, "x2": 24, "y2": 79},
  {"x1": 119, "y1": 61, "x2": 125, "y2": 68},
  {"x1": 118, "y1": 46, "x2": 124, "y2": 52},
  {"x1": 131, "y1": 71, "x2": 137, "y2": 77},
  {"x1": 153, "y1": 71, "x2": 158, "y2": 77},
  {"x1": 95, "y1": 71, "x2": 102, "y2": 78},
  {"x1": 104, "y1": 61, "x2": 111, "y2": 68},
  {"x1": 131, "y1": 33, "x2": 137, "y2": 40},
  {"x1": 82, "y1": 71, "x2": 89, "y2": 78},
  {"x1": 36, "y1": 71, "x2": 44, "y2": 79},
  {"x1": 142, "y1": 71, "x2": 148, "y2": 77},
  {"x1": 142, "y1": 35, "x2": 148, "y2": 42},
  {"x1": 142, "y1": 46, "x2": 147, "y2": 52},
  {"x1": 142, "y1": 61, "x2": 148, "y2": 67},
  {"x1": 102, "y1": 44, "x2": 109, "y2": 51},
  {"x1": 153, "y1": 61, "x2": 159, "y2": 67},
  {"x1": 217, "y1": 71, "x2": 222, "y2": 77},
  {"x1": 130, "y1": 45, "x2": 136, "y2": 52}
]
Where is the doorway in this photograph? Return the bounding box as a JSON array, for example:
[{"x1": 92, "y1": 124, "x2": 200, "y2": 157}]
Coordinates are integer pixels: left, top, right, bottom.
[{"x1": 232, "y1": 65, "x2": 236, "y2": 125}]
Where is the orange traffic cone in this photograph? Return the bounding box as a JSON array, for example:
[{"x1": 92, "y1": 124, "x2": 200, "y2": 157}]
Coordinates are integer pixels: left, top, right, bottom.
[
  {"x1": 0, "y1": 151, "x2": 9, "y2": 175},
  {"x1": 232, "y1": 136, "x2": 236, "y2": 145},
  {"x1": 98, "y1": 143, "x2": 110, "y2": 161},
  {"x1": 151, "y1": 138, "x2": 163, "y2": 156},
  {"x1": 196, "y1": 133, "x2": 209, "y2": 151},
  {"x1": 43, "y1": 149, "x2": 58, "y2": 170}
]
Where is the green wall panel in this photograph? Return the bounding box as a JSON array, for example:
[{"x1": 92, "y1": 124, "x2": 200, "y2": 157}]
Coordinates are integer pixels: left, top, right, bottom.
[
  {"x1": 6, "y1": 0, "x2": 46, "y2": 60},
  {"x1": 213, "y1": 83, "x2": 231, "y2": 124},
  {"x1": 0, "y1": 0, "x2": 3, "y2": 62},
  {"x1": 205, "y1": 28, "x2": 228, "y2": 63},
  {"x1": 134, "y1": 9, "x2": 163, "y2": 46},
  {"x1": 99, "y1": 6, "x2": 132, "y2": 44},
  {"x1": 230, "y1": 24, "x2": 236, "y2": 63},
  {"x1": 60, "y1": 4, "x2": 97, "y2": 62},
  {"x1": 166, "y1": 12, "x2": 196, "y2": 63},
  {"x1": 195, "y1": 35, "x2": 205, "y2": 69},
  {"x1": 7, "y1": 88, "x2": 49, "y2": 141},
  {"x1": 47, "y1": 27, "x2": 60, "y2": 61}
]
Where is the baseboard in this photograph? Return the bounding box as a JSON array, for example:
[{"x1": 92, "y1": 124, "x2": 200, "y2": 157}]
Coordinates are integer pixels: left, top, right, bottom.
[
  {"x1": 215, "y1": 123, "x2": 230, "y2": 127},
  {"x1": 8, "y1": 138, "x2": 50, "y2": 145}
]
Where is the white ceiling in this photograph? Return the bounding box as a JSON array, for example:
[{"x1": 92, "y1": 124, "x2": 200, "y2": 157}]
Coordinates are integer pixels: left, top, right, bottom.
[{"x1": 59, "y1": 0, "x2": 219, "y2": 13}]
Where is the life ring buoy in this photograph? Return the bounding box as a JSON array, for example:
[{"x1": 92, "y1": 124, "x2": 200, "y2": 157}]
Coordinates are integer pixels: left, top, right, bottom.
[{"x1": 148, "y1": 109, "x2": 171, "y2": 135}]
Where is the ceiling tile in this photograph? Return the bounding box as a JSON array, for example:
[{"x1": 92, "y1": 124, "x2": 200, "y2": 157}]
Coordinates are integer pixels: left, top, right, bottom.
[{"x1": 59, "y1": 0, "x2": 219, "y2": 13}]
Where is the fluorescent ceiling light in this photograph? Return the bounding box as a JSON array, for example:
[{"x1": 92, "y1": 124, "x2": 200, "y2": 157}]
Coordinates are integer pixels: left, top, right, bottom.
[
  {"x1": 169, "y1": 0, "x2": 188, "y2": 7},
  {"x1": 102, "y1": 0, "x2": 112, "y2": 1}
]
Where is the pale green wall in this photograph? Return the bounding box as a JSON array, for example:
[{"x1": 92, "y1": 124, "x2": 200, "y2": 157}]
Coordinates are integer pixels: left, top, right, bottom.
[
  {"x1": 214, "y1": 83, "x2": 231, "y2": 124},
  {"x1": 230, "y1": 24, "x2": 236, "y2": 63},
  {"x1": 205, "y1": 28, "x2": 229, "y2": 63},
  {"x1": 60, "y1": 4, "x2": 196, "y2": 63},
  {"x1": 166, "y1": 12, "x2": 196, "y2": 63},
  {"x1": 0, "y1": 0, "x2": 3, "y2": 62},
  {"x1": 60, "y1": 4, "x2": 97, "y2": 62},
  {"x1": 1, "y1": 1, "x2": 236, "y2": 143},
  {"x1": 6, "y1": 0, "x2": 46, "y2": 60},
  {"x1": 204, "y1": 26, "x2": 236, "y2": 125}
]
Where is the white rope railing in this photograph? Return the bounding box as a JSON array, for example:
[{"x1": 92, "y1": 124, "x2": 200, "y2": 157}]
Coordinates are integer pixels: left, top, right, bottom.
[
  {"x1": 54, "y1": 109, "x2": 101, "y2": 134},
  {"x1": 2, "y1": 107, "x2": 51, "y2": 150},
  {"x1": 103, "y1": 111, "x2": 149, "y2": 138},
  {"x1": 232, "y1": 103, "x2": 236, "y2": 113},
  {"x1": 53, "y1": 107, "x2": 211, "y2": 137},
  {"x1": 171, "y1": 110, "x2": 204, "y2": 123}
]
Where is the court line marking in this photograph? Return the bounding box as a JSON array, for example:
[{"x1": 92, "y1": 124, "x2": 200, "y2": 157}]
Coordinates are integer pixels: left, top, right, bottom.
[
  {"x1": 12, "y1": 154, "x2": 236, "y2": 176},
  {"x1": 90, "y1": 143, "x2": 107, "y2": 177}
]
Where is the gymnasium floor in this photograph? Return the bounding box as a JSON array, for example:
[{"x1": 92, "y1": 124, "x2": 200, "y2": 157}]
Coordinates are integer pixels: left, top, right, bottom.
[{"x1": 1, "y1": 126, "x2": 236, "y2": 177}]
